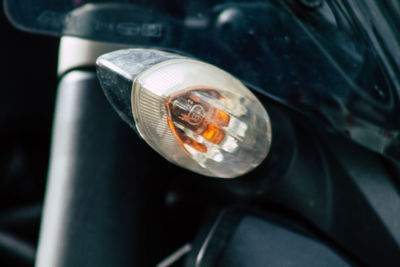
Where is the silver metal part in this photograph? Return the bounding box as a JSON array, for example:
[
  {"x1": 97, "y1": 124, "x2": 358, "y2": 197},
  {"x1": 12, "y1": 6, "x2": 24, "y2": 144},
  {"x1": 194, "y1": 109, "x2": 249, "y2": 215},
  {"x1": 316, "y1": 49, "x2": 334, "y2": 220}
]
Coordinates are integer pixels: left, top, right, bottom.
[
  {"x1": 58, "y1": 36, "x2": 131, "y2": 76},
  {"x1": 156, "y1": 243, "x2": 192, "y2": 267}
]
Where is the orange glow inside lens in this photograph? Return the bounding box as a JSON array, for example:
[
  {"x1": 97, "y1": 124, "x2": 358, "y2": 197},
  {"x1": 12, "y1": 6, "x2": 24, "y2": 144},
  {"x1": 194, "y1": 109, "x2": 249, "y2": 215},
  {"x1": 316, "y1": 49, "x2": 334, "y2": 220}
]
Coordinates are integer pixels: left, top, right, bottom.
[
  {"x1": 180, "y1": 134, "x2": 208, "y2": 153},
  {"x1": 166, "y1": 87, "x2": 231, "y2": 154},
  {"x1": 201, "y1": 123, "x2": 225, "y2": 144},
  {"x1": 167, "y1": 117, "x2": 207, "y2": 153},
  {"x1": 213, "y1": 109, "x2": 230, "y2": 127}
]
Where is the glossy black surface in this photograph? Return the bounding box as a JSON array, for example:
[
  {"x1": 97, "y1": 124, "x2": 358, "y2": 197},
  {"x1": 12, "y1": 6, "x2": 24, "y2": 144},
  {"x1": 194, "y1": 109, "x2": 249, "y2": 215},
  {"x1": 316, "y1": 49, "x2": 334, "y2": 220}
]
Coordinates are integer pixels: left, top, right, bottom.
[
  {"x1": 189, "y1": 208, "x2": 353, "y2": 267},
  {"x1": 0, "y1": 3, "x2": 58, "y2": 266},
  {"x1": 36, "y1": 71, "x2": 169, "y2": 266},
  {"x1": 5, "y1": 0, "x2": 400, "y2": 163},
  {"x1": 4, "y1": 1, "x2": 400, "y2": 266},
  {"x1": 37, "y1": 69, "x2": 400, "y2": 267}
]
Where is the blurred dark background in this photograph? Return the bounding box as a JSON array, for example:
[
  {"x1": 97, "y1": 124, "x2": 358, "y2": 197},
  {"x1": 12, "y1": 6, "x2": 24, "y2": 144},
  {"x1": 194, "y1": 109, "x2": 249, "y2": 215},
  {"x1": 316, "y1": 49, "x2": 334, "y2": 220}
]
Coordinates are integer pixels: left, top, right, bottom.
[{"x1": 0, "y1": 3, "x2": 58, "y2": 266}]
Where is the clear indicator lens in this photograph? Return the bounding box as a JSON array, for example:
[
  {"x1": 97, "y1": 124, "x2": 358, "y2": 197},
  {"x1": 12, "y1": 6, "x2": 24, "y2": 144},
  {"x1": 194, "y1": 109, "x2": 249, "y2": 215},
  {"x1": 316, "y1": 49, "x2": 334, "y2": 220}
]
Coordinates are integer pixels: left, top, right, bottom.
[{"x1": 132, "y1": 59, "x2": 271, "y2": 178}]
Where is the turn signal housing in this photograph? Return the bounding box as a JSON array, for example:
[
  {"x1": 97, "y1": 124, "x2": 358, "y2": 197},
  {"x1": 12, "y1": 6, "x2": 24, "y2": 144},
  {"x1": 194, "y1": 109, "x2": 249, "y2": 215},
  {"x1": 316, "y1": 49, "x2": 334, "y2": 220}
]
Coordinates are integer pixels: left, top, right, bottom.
[{"x1": 97, "y1": 49, "x2": 271, "y2": 178}]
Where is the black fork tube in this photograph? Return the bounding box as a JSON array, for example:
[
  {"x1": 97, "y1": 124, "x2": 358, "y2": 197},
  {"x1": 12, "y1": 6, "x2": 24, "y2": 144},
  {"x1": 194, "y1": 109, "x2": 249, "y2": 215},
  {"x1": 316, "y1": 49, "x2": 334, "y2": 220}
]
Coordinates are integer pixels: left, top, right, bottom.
[{"x1": 35, "y1": 70, "x2": 164, "y2": 267}]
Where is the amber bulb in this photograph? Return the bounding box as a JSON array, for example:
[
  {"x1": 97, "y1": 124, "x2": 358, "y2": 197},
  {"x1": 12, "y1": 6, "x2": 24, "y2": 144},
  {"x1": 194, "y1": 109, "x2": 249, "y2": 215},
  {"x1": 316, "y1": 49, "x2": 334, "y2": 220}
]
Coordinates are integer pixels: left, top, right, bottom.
[{"x1": 166, "y1": 88, "x2": 232, "y2": 154}]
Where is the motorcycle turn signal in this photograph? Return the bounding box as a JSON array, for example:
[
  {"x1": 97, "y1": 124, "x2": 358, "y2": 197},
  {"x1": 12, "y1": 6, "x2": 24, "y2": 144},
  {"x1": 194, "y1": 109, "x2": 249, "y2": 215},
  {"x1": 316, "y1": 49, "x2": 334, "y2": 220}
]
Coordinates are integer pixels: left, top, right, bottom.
[{"x1": 96, "y1": 49, "x2": 271, "y2": 178}]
